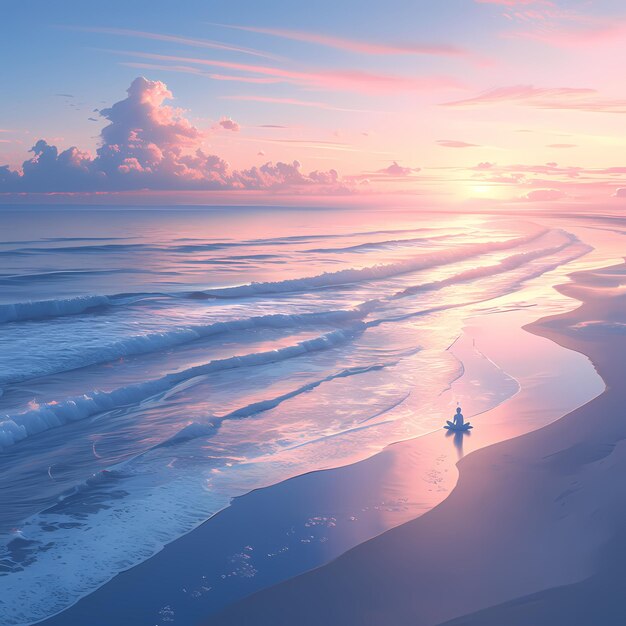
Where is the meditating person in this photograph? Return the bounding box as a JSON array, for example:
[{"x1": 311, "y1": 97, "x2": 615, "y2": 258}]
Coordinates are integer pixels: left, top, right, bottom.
[
  {"x1": 445, "y1": 405, "x2": 472, "y2": 431},
  {"x1": 453, "y1": 406, "x2": 464, "y2": 428}
]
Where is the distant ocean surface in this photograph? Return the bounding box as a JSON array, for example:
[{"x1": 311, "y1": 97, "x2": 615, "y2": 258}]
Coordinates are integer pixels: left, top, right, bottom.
[{"x1": 0, "y1": 207, "x2": 591, "y2": 624}]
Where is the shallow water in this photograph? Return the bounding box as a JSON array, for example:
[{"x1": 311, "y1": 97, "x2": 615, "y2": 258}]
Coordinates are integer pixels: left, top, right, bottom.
[{"x1": 0, "y1": 207, "x2": 613, "y2": 625}]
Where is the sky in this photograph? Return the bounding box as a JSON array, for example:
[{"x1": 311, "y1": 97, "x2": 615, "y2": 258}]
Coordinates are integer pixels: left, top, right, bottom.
[{"x1": 2, "y1": 0, "x2": 626, "y2": 206}]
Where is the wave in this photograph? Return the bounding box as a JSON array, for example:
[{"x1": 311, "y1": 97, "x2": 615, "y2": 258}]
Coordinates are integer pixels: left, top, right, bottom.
[
  {"x1": 173, "y1": 226, "x2": 441, "y2": 248},
  {"x1": 193, "y1": 228, "x2": 548, "y2": 299},
  {"x1": 0, "y1": 228, "x2": 547, "y2": 325},
  {"x1": 0, "y1": 291, "x2": 167, "y2": 324},
  {"x1": 303, "y1": 233, "x2": 459, "y2": 254},
  {"x1": 0, "y1": 230, "x2": 577, "y2": 385},
  {"x1": 0, "y1": 268, "x2": 151, "y2": 285},
  {"x1": 156, "y1": 362, "x2": 392, "y2": 448},
  {"x1": 394, "y1": 232, "x2": 578, "y2": 299},
  {"x1": 371, "y1": 239, "x2": 592, "y2": 328},
  {"x1": 0, "y1": 326, "x2": 362, "y2": 450},
  {"x1": 0, "y1": 308, "x2": 367, "y2": 384},
  {"x1": 0, "y1": 228, "x2": 435, "y2": 257},
  {"x1": 0, "y1": 230, "x2": 573, "y2": 382},
  {"x1": 0, "y1": 295, "x2": 113, "y2": 324},
  {"x1": 0, "y1": 243, "x2": 150, "y2": 256}
]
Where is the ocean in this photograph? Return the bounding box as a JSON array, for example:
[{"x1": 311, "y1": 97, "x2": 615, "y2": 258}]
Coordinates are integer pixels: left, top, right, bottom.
[{"x1": 0, "y1": 206, "x2": 594, "y2": 624}]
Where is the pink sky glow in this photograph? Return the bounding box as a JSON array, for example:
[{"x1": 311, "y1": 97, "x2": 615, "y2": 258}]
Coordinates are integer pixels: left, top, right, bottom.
[{"x1": 2, "y1": 0, "x2": 626, "y2": 208}]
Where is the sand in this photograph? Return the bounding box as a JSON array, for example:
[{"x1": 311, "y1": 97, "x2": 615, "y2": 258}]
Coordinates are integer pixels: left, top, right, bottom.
[{"x1": 210, "y1": 261, "x2": 626, "y2": 625}]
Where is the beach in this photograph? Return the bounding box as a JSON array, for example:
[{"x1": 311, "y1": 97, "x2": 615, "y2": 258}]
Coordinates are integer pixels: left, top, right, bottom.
[
  {"x1": 0, "y1": 209, "x2": 622, "y2": 626},
  {"x1": 5, "y1": 3, "x2": 626, "y2": 623},
  {"x1": 210, "y1": 259, "x2": 626, "y2": 625}
]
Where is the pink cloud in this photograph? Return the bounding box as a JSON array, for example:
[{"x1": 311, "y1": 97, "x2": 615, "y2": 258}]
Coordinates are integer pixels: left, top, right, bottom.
[
  {"x1": 116, "y1": 51, "x2": 462, "y2": 94},
  {"x1": 70, "y1": 26, "x2": 278, "y2": 60},
  {"x1": 504, "y1": 11, "x2": 626, "y2": 47},
  {"x1": 614, "y1": 188, "x2": 626, "y2": 198},
  {"x1": 223, "y1": 95, "x2": 371, "y2": 113},
  {"x1": 0, "y1": 78, "x2": 344, "y2": 193},
  {"x1": 471, "y1": 161, "x2": 583, "y2": 180},
  {"x1": 475, "y1": 0, "x2": 563, "y2": 23},
  {"x1": 218, "y1": 117, "x2": 240, "y2": 132},
  {"x1": 437, "y1": 139, "x2": 480, "y2": 148},
  {"x1": 442, "y1": 85, "x2": 626, "y2": 114},
  {"x1": 215, "y1": 24, "x2": 468, "y2": 58},
  {"x1": 121, "y1": 62, "x2": 284, "y2": 85},
  {"x1": 524, "y1": 188, "x2": 566, "y2": 201},
  {"x1": 475, "y1": 0, "x2": 550, "y2": 4},
  {"x1": 377, "y1": 161, "x2": 421, "y2": 176}
]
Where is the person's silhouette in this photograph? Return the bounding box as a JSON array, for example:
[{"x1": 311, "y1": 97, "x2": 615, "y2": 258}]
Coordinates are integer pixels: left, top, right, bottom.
[{"x1": 453, "y1": 406, "x2": 464, "y2": 428}]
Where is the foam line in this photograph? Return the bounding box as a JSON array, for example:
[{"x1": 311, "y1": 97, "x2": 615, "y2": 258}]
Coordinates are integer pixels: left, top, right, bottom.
[{"x1": 0, "y1": 326, "x2": 363, "y2": 450}]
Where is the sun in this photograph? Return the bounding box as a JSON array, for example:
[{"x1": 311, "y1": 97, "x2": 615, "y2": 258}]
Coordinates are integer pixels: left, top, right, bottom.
[{"x1": 470, "y1": 184, "x2": 493, "y2": 196}]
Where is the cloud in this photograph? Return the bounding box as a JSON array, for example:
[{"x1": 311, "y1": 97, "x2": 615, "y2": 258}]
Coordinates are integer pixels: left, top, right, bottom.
[
  {"x1": 222, "y1": 95, "x2": 371, "y2": 113},
  {"x1": 475, "y1": 0, "x2": 551, "y2": 5},
  {"x1": 377, "y1": 161, "x2": 420, "y2": 176},
  {"x1": 614, "y1": 188, "x2": 626, "y2": 198},
  {"x1": 470, "y1": 161, "x2": 583, "y2": 181},
  {"x1": 114, "y1": 50, "x2": 461, "y2": 95},
  {"x1": 122, "y1": 61, "x2": 285, "y2": 85},
  {"x1": 68, "y1": 26, "x2": 277, "y2": 60},
  {"x1": 231, "y1": 160, "x2": 339, "y2": 189},
  {"x1": 474, "y1": 0, "x2": 560, "y2": 23},
  {"x1": 218, "y1": 117, "x2": 240, "y2": 132},
  {"x1": 524, "y1": 188, "x2": 566, "y2": 201},
  {"x1": 546, "y1": 143, "x2": 577, "y2": 148},
  {"x1": 442, "y1": 85, "x2": 626, "y2": 114},
  {"x1": 0, "y1": 77, "x2": 344, "y2": 193},
  {"x1": 437, "y1": 139, "x2": 480, "y2": 148},
  {"x1": 214, "y1": 23, "x2": 469, "y2": 58}
]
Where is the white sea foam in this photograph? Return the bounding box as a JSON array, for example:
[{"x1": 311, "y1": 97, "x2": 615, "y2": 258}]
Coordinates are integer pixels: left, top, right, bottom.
[
  {"x1": 395, "y1": 231, "x2": 579, "y2": 298},
  {"x1": 0, "y1": 326, "x2": 362, "y2": 450},
  {"x1": 0, "y1": 308, "x2": 366, "y2": 385},
  {"x1": 195, "y1": 228, "x2": 549, "y2": 298}
]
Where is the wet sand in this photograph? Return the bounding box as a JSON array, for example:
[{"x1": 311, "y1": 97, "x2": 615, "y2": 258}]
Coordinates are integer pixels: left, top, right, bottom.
[{"x1": 210, "y1": 261, "x2": 626, "y2": 625}]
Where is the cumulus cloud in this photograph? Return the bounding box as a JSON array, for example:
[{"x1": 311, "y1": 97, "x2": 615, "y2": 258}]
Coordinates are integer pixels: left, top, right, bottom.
[
  {"x1": 230, "y1": 160, "x2": 339, "y2": 190},
  {"x1": 0, "y1": 77, "x2": 344, "y2": 193},
  {"x1": 218, "y1": 117, "x2": 240, "y2": 132}
]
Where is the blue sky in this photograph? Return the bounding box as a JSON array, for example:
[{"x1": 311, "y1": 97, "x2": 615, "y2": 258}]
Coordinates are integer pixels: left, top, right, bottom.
[{"x1": 3, "y1": 0, "x2": 626, "y2": 204}]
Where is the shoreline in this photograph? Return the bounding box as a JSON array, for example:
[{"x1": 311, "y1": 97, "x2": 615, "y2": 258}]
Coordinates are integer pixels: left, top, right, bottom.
[
  {"x1": 36, "y1": 288, "x2": 602, "y2": 625},
  {"x1": 210, "y1": 260, "x2": 626, "y2": 625}
]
